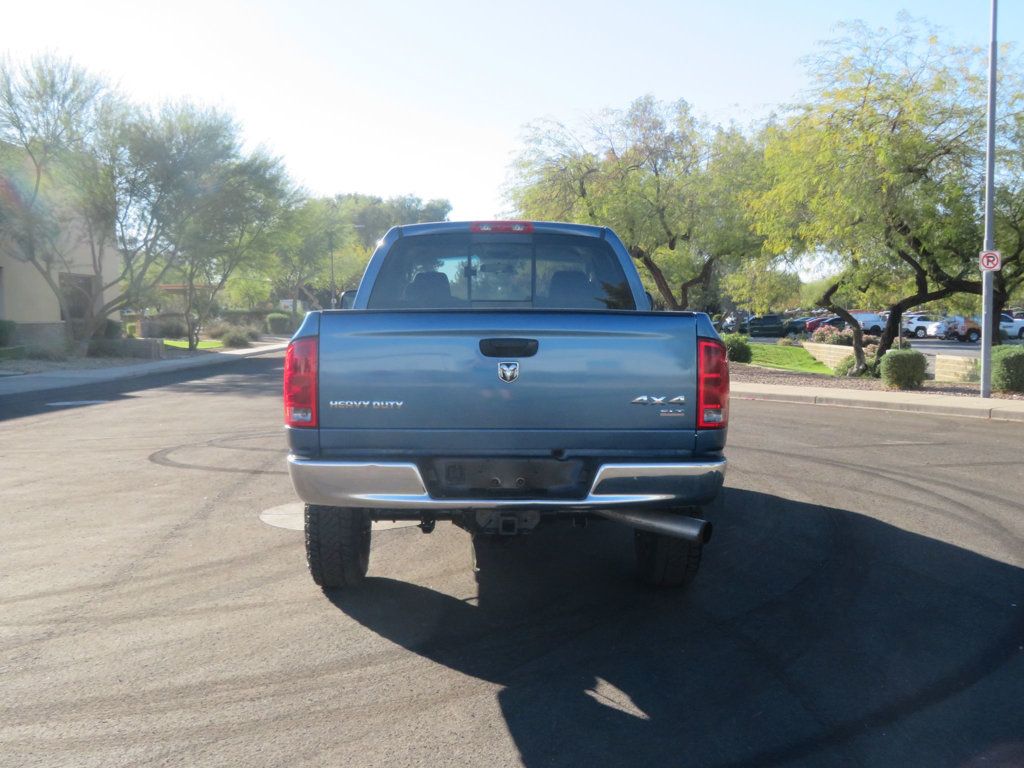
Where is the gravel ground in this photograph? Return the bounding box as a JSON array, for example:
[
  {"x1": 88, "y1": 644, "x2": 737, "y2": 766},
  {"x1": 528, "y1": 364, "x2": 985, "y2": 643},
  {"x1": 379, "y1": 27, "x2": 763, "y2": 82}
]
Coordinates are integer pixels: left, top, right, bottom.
[{"x1": 732, "y1": 363, "x2": 1024, "y2": 400}]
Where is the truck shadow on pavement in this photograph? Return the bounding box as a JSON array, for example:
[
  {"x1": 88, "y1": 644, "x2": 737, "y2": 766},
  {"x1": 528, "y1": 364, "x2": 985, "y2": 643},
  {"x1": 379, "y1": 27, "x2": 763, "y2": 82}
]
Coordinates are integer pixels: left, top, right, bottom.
[{"x1": 328, "y1": 487, "x2": 1024, "y2": 768}]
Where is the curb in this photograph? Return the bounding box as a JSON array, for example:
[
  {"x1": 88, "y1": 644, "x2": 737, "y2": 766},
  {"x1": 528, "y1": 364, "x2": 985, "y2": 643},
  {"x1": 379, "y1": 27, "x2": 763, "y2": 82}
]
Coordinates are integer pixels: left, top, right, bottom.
[
  {"x1": 0, "y1": 343, "x2": 288, "y2": 397},
  {"x1": 733, "y1": 386, "x2": 1024, "y2": 423}
]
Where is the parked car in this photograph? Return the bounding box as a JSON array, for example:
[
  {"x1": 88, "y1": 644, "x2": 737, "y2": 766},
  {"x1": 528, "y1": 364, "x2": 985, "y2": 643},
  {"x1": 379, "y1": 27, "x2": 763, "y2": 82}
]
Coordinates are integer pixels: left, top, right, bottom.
[
  {"x1": 746, "y1": 314, "x2": 790, "y2": 337},
  {"x1": 902, "y1": 313, "x2": 940, "y2": 338},
  {"x1": 285, "y1": 220, "x2": 727, "y2": 590},
  {"x1": 784, "y1": 316, "x2": 812, "y2": 335},
  {"x1": 1000, "y1": 313, "x2": 1024, "y2": 339},
  {"x1": 805, "y1": 315, "x2": 840, "y2": 333},
  {"x1": 931, "y1": 315, "x2": 981, "y2": 342},
  {"x1": 847, "y1": 312, "x2": 885, "y2": 335}
]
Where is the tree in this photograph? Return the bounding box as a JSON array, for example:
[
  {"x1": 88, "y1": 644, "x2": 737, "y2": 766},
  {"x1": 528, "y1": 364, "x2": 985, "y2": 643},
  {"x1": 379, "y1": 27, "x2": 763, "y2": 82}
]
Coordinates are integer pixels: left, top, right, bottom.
[
  {"x1": 722, "y1": 260, "x2": 801, "y2": 315},
  {"x1": 0, "y1": 56, "x2": 107, "y2": 343},
  {"x1": 161, "y1": 107, "x2": 291, "y2": 348},
  {"x1": 750, "y1": 17, "x2": 1024, "y2": 365},
  {"x1": 510, "y1": 96, "x2": 764, "y2": 310}
]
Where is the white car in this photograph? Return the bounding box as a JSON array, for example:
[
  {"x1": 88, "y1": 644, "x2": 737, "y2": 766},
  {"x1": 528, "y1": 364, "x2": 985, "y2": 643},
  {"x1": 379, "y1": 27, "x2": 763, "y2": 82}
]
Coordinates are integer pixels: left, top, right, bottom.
[
  {"x1": 903, "y1": 313, "x2": 941, "y2": 338},
  {"x1": 1000, "y1": 313, "x2": 1024, "y2": 339},
  {"x1": 848, "y1": 312, "x2": 885, "y2": 335}
]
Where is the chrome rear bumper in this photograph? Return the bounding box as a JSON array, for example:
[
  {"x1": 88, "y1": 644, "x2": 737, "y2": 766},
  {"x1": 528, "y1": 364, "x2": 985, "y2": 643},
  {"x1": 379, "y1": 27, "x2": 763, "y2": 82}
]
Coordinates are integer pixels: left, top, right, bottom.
[{"x1": 287, "y1": 457, "x2": 725, "y2": 511}]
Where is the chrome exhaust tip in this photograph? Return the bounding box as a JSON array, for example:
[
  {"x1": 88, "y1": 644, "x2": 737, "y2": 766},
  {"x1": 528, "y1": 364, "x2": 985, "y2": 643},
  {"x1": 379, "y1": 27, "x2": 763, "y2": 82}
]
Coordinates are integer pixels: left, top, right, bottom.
[{"x1": 595, "y1": 508, "x2": 712, "y2": 543}]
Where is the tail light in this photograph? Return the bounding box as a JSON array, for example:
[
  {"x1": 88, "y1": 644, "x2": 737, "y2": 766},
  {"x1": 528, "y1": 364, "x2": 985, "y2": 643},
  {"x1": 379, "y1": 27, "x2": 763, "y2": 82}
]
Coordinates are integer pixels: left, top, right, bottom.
[
  {"x1": 470, "y1": 221, "x2": 534, "y2": 233},
  {"x1": 697, "y1": 339, "x2": 729, "y2": 429},
  {"x1": 284, "y1": 337, "x2": 318, "y2": 428}
]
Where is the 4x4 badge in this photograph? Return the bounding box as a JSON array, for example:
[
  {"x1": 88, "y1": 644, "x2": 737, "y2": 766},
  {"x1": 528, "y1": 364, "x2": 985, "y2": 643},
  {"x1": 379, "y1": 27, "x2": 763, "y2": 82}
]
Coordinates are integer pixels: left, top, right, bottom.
[{"x1": 498, "y1": 361, "x2": 520, "y2": 383}]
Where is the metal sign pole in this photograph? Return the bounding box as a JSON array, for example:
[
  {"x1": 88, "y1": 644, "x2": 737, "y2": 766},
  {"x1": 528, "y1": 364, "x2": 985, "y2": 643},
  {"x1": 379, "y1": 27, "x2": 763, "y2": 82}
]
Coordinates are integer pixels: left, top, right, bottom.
[{"x1": 980, "y1": 0, "x2": 998, "y2": 399}]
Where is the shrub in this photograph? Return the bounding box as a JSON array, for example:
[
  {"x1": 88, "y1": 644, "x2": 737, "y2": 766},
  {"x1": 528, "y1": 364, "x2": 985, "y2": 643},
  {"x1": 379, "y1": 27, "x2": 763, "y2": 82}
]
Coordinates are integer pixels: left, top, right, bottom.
[
  {"x1": 222, "y1": 329, "x2": 251, "y2": 348},
  {"x1": 243, "y1": 325, "x2": 261, "y2": 341},
  {"x1": 776, "y1": 336, "x2": 801, "y2": 346},
  {"x1": 834, "y1": 353, "x2": 881, "y2": 378},
  {"x1": 266, "y1": 312, "x2": 292, "y2": 334},
  {"x1": 125, "y1": 322, "x2": 137, "y2": 338},
  {"x1": 720, "y1": 333, "x2": 752, "y2": 363},
  {"x1": 205, "y1": 320, "x2": 231, "y2": 340},
  {"x1": 91, "y1": 319, "x2": 122, "y2": 339},
  {"x1": 153, "y1": 319, "x2": 186, "y2": 339},
  {"x1": 0, "y1": 319, "x2": 16, "y2": 347},
  {"x1": 810, "y1": 326, "x2": 854, "y2": 346},
  {"x1": 880, "y1": 349, "x2": 927, "y2": 390},
  {"x1": 992, "y1": 345, "x2": 1024, "y2": 392}
]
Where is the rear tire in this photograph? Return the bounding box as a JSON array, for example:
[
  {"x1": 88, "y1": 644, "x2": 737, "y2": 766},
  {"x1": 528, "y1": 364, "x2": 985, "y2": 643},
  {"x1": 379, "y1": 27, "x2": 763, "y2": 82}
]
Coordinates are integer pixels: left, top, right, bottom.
[
  {"x1": 635, "y1": 527, "x2": 703, "y2": 588},
  {"x1": 967, "y1": 330, "x2": 980, "y2": 343},
  {"x1": 305, "y1": 505, "x2": 371, "y2": 589}
]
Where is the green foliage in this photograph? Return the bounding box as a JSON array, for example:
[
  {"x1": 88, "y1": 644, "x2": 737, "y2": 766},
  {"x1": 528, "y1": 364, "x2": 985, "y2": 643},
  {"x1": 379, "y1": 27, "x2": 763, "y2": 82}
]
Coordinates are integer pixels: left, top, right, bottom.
[
  {"x1": 775, "y1": 336, "x2": 801, "y2": 347},
  {"x1": 509, "y1": 96, "x2": 765, "y2": 310},
  {"x1": 992, "y1": 346, "x2": 1024, "y2": 393},
  {"x1": 880, "y1": 349, "x2": 927, "y2": 390},
  {"x1": 0, "y1": 345, "x2": 25, "y2": 360},
  {"x1": 0, "y1": 320, "x2": 17, "y2": 347},
  {"x1": 221, "y1": 330, "x2": 251, "y2": 348},
  {"x1": 834, "y1": 354, "x2": 881, "y2": 378},
  {"x1": 266, "y1": 312, "x2": 293, "y2": 334},
  {"x1": 720, "y1": 333, "x2": 752, "y2": 363},
  {"x1": 722, "y1": 260, "x2": 801, "y2": 315}
]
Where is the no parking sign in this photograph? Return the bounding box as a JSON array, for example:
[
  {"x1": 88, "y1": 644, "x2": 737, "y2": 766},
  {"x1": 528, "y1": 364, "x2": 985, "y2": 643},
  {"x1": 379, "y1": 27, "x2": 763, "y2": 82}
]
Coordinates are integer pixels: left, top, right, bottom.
[{"x1": 979, "y1": 250, "x2": 1002, "y2": 271}]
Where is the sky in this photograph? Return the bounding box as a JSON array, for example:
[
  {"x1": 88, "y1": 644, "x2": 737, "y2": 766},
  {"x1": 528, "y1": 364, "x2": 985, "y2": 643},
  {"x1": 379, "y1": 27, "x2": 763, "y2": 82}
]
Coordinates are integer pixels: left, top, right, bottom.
[{"x1": 3, "y1": 1, "x2": 1022, "y2": 221}]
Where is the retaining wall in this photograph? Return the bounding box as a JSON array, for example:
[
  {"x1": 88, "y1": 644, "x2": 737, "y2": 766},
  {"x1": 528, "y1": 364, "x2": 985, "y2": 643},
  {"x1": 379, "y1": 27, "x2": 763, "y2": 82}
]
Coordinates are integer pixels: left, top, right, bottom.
[
  {"x1": 802, "y1": 342, "x2": 854, "y2": 370},
  {"x1": 934, "y1": 355, "x2": 978, "y2": 383}
]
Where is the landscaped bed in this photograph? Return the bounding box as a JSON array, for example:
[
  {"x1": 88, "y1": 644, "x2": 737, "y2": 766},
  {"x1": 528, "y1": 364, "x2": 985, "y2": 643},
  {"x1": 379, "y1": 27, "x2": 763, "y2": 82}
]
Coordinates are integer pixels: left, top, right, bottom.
[{"x1": 730, "y1": 363, "x2": 1024, "y2": 400}]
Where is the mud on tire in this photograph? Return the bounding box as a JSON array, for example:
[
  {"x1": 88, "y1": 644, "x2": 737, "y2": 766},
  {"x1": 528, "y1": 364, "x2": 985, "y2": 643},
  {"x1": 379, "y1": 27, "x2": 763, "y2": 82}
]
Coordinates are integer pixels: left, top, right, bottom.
[{"x1": 305, "y1": 505, "x2": 371, "y2": 589}]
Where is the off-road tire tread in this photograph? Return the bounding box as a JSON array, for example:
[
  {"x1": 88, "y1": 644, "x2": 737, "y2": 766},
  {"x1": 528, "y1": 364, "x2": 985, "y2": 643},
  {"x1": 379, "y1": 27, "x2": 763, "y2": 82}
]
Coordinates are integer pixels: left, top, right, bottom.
[
  {"x1": 635, "y1": 529, "x2": 702, "y2": 588},
  {"x1": 305, "y1": 505, "x2": 371, "y2": 589}
]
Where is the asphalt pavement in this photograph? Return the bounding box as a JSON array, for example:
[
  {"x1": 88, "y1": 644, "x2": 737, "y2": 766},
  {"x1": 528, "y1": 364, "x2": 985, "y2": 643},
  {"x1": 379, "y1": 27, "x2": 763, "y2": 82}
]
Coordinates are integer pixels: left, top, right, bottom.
[{"x1": 1, "y1": 354, "x2": 1022, "y2": 767}]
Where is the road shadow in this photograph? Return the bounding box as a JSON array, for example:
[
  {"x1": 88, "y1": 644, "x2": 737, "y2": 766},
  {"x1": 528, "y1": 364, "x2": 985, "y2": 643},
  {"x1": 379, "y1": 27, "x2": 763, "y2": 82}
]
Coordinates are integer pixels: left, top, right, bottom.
[
  {"x1": 328, "y1": 487, "x2": 1024, "y2": 768},
  {"x1": 0, "y1": 355, "x2": 282, "y2": 422}
]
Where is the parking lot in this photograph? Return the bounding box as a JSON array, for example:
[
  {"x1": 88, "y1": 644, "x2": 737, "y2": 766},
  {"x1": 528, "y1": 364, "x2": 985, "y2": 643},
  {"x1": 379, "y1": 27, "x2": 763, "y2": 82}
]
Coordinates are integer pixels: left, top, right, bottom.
[{"x1": 1, "y1": 354, "x2": 1022, "y2": 767}]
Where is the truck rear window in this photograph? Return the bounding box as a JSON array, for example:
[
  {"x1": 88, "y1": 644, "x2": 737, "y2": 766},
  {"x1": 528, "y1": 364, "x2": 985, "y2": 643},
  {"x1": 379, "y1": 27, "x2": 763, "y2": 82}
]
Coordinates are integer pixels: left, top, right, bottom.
[{"x1": 367, "y1": 233, "x2": 636, "y2": 310}]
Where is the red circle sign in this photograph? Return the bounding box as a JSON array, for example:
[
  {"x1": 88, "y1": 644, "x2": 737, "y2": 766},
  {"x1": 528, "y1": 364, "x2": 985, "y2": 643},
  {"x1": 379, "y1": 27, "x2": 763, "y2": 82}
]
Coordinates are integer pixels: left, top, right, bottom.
[{"x1": 980, "y1": 251, "x2": 1001, "y2": 271}]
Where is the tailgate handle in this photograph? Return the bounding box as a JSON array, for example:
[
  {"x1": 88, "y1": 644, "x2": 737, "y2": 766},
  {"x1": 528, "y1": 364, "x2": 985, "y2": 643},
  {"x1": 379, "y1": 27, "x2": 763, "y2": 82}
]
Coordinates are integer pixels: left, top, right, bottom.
[{"x1": 479, "y1": 338, "x2": 539, "y2": 357}]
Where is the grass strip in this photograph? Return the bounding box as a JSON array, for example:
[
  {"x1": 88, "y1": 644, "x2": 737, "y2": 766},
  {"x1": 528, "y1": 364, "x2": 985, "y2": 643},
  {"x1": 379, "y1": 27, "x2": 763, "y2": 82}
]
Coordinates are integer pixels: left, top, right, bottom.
[{"x1": 750, "y1": 344, "x2": 834, "y2": 375}]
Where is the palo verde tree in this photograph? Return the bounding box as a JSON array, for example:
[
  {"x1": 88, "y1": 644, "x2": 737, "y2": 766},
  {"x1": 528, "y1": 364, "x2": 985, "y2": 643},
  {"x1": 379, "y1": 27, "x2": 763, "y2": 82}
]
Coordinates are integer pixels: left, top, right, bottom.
[
  {"x1": 750, "y1": 17, "x2": 1024, "y2": 366},
  {"x1": 510, "y1": 96, "x2": 764, "y2": 311}
]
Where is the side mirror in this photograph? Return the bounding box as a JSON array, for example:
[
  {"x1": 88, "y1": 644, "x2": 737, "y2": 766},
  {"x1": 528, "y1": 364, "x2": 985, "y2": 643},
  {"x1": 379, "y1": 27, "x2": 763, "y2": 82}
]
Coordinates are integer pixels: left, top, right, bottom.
[{"x1": 339, "y1": 290, "x2": 356, "y2": 309}]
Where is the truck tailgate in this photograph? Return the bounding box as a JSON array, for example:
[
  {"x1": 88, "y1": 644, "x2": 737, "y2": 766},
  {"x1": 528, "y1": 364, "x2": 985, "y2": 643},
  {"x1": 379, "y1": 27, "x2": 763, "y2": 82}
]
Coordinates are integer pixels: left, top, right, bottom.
[{"x1": 316, "y1": 310, "x2": 700, "y2": 455}]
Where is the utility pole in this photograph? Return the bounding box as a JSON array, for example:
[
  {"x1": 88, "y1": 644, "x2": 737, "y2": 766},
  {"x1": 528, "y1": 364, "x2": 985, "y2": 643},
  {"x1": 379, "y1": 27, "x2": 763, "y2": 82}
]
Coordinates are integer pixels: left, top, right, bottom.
[
  {"x1": 980, "y1": 0, "x2": 998, "y2": 398},
  {"x1": 328, "y1": 229, "x2": 336, "y2": 308}
]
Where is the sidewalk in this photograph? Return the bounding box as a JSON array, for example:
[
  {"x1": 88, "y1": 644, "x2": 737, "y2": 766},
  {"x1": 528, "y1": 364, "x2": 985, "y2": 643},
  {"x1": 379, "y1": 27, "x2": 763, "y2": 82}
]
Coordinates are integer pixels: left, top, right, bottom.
[
  {"x1": 0, "y1": 341, "x2": 288, "y2": 397},
  {"x1": 733, "y1": 382, "x2": 1024, "y2": 422}
]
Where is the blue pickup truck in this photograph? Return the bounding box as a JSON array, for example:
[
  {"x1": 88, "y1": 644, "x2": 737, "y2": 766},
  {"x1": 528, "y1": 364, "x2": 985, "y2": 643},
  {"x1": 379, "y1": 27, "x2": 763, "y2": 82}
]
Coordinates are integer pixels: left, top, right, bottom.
[{"x1": 284, "y1": 221, "x2": 728, "y2": 590}]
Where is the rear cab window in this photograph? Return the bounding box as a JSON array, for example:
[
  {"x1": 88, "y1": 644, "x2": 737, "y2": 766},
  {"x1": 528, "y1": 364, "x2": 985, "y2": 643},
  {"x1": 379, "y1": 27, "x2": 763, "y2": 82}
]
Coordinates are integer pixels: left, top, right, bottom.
[{"x1": 367, "y1": 233, "x2": 636, "y2": 310}]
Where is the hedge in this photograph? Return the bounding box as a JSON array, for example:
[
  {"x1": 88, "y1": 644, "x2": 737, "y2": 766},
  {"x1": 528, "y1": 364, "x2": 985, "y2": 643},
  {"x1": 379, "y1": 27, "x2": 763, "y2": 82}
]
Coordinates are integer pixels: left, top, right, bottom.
[
  {"x1": 992, "y1": 345, "x2": 1024, "y2": 393},
  {"x1": 880, "y1": 349, "x2": 927, "y2": 390},
  {"x1": 720, "y1": 333, "x2": 752, "y2": 363}
]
